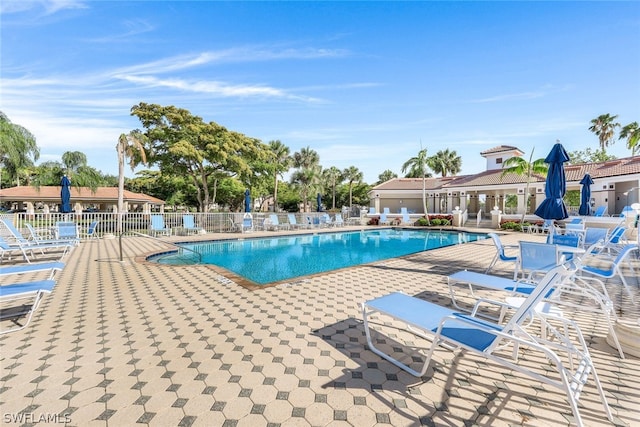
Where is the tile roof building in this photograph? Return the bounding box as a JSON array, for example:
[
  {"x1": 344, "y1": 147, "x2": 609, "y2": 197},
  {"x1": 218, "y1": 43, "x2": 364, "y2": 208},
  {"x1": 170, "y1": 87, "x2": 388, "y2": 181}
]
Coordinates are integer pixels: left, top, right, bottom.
[
  {"x1": 0, "y1": 186, "x2": 165, "y2": 214},
  {"x1": 369, "y1": 146, "x2": 640, "y2": 218}
]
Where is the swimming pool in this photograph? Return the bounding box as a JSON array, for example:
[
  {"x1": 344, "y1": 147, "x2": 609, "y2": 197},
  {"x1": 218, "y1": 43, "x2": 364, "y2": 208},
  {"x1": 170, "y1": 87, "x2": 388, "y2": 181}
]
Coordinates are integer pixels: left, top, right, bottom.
[{"x1": 149, "y1": 229, "x2": 487, "y2": 285}]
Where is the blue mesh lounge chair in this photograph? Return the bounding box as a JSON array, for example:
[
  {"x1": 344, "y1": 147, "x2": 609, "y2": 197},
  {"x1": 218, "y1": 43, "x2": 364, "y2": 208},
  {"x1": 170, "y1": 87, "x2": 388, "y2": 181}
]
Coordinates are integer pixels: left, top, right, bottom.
[
  {"x1": 593, "y1": 206, "x2": 608, "y2": 217},
  {"x1": 182, "y1": 215, "x2": 202, "y2": 235},
  {"x1": 150, "y1": 215, "x2": 171, "y2": 236},
  {"x1": 361, "y1": 264, "x2": 613, "y2": 427},
  {"x1": 267, "y1": 214, "x2": 289, "y2": 231},
  {"x1": 0, "y1": 262, "x2": 64, "y2": 334},
  {"x1": 0, "y1": 229, "x2": 73, "y2": 263}
]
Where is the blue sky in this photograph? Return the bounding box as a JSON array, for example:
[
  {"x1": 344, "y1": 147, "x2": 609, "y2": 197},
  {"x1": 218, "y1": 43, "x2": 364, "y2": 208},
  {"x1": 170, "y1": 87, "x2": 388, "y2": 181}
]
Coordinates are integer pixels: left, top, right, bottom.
[{"x1": 2, "y1": 1, "x2": 639, "y2": 184}]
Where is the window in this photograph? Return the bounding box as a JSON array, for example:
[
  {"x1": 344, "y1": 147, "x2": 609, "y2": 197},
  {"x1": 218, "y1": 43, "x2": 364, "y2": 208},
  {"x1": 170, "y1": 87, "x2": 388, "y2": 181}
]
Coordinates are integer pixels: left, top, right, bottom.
[{"x1": 495, "y1": 157, "x2": 503, "y2": 164}]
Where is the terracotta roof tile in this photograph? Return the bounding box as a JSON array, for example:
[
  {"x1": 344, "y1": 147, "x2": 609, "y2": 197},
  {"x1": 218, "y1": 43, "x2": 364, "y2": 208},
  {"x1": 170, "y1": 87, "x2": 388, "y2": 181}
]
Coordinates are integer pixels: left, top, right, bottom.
[
  {"x1": 373, "y1": 155, "x2": 640, "y2": 191},
  {"x1": 0, "y1": 186, "x2": 165, "y2": 204},
  {"x1": 479, "y1": 145, "x2": 523, "y2": 156}
]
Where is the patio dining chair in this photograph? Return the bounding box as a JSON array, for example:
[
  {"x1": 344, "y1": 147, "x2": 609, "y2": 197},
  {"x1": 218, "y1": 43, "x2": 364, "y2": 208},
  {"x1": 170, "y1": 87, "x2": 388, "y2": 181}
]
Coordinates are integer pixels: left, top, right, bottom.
[
  {"x1": 515, "y1": 241, "x2": 562, "y2": 281},
  {"x1": 583, "y1": 227, "x2": 609, "y2": 249},
  {"x1": 485, "y1": 233, "x2": 518, "y2": 274},
  {"x1": 361, "y1": 264, "x2": 613, "y2": 427},
  {"x1": 579, "y1": 243, "x2": 638, "y2": 304}
]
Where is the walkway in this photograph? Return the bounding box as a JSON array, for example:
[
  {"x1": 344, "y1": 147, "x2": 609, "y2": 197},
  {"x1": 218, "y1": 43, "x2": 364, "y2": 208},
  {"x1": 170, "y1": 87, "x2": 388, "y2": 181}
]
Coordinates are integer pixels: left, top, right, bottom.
[{"x1": 1, "y1": 228, "x2": 638, "y2": 426}]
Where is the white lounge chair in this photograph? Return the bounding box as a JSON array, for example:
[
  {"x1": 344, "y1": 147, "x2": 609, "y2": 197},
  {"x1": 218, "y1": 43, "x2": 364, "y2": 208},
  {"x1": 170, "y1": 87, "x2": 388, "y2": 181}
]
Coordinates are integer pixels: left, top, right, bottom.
[
  {"x1": 287, "y1": 213, "x2": 305, "y2": 229},
  {"x1": 452, "y1": 266, "x2": 626, "y2": 358},
  {"x1": 0, "y1": 261, "x2": 64, "y2": 334},
  {"x1": 0, "y1": 234, "x2": 73, "y2": 264},
  {"x1": 333, "y1": 213, "x2": 345, "y2": 227},
  {"x1": 241, "y1": 213, "x2": 253, "y2": 233},
  {"x1": 447, "y1": 270, "x2": 537, "y2": 314},
  {"x1": 267, "y1": 214, "x2": 289, "y2": 231},
  {"x1": 362, "y1": 264, "x2": 613, "y2": 427}
]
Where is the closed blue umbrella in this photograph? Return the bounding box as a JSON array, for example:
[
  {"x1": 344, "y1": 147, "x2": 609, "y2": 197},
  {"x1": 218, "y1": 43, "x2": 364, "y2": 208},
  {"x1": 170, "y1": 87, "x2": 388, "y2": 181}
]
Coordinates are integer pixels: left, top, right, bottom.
[
  {"x1": 60, "y1": 175, "x2": 72, "y2": 213},
  {"x1": 244, "y1": 189, "x2": 251, "y2": 213},
  {"x1": 578, "y1": 173, "x2": 594, "y2": 216},
  {"x1": 316, "y1": 193, "x2": 322, "y2": 212},
  {"x1": 534, "y1": 142, "x2": 569, "y2": 220}
]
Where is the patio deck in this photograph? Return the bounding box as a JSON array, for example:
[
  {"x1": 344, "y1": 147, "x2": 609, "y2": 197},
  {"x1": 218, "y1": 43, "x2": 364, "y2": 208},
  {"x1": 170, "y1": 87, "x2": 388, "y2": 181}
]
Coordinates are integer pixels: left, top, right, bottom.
[{"x1": 1, "y1": 227, "x2": 639, "y2": 426}]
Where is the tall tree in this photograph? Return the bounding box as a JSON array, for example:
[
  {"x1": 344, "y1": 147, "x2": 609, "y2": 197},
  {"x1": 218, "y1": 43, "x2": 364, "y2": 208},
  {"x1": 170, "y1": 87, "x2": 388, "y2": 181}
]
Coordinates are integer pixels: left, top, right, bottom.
[
  {"x1": 619, "y1": 121, "x2": 640, "y2": 156},
  {"x1": 0, "y1": 111, "x2": 39, "y2": 187},
  {"x1": 323, "y1": 167, "x2": 344, "y2": 210},
  {"x1": 342, "y1": 166, "x2": 362, "y2": 208},
  {"x1": 131, "y1": 103, "x2": 267, "y2": 212},
  {"x1": 569, "y1": 148, "x2": 616, "y2": 164},
  {"x1": 291, "y1": 146, "x2": 320, "y2": 212},
  {"x1": 377, "y1": 170, "x2": 397, "y2": 185},
  {"x1": 60, "y1": 150, "x2": 102, "y2": 191},
  {"x1": 61, "y1": 151, "x2": 87, "y2": 174},
  {"x1": 401, "y1": 147, "x2": 432, "y2": 224},
  {"x1": 116, "y1": 131, "x2": 147, "y2": 232},
  {"x1": 589, "y1": 113, "x2": 620, "y2": 152},
  {"x1": 500, "y1": 148, "x2": 547, "y2": 223},
  {"x1": 268, "y1": 140, "x2": 291, "y2": 212},
  {"x1": 430, "y1": 149, "x2": 462, "y2": 177}
]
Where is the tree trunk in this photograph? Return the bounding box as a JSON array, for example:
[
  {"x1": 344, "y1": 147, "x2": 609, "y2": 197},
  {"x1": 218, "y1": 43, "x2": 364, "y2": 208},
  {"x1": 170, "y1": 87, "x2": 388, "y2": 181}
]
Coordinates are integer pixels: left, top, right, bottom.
[{"x1": 117, "y1": 142, "x2": 125, "y2": 234}]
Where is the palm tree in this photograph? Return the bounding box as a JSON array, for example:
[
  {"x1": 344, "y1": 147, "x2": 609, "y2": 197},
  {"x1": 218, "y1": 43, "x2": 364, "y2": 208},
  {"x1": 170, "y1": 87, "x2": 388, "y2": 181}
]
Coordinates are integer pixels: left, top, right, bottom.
[
  {"x1": 268, "y1": 140, "x2": 291, "y2": 212},
  {"x1": 291, "y1": 146, "x2": 321, "y2": 211},
  {"x1": 430, "y1": 149, "x2": 462, "y2": 177},
  {"x1": 500, "y1": 148, "x2": 547, "y2": 224},
  {"x1": 116, "y1": 131, "x2": 147, "y2": 233},
  {"x1": 342, "y1": 166, "x2": 362, "y2": 208},
  {"x1": 61, "y1": 150, "x2": 103, "y2": 191},
  {"x1": 323, "y1": 167, "x2": 344, "y2": 209},
  {"x1": 619, "y1": 121, "x2": 640, "y2": 156},
  {"x1": 589, "y1": 114, "x2": 620, "y2": 152},
  {"x1": 377, "y1": 169, "x2": 397, "y2": 184},
  {"x1": 0, "y1": 111, "x2": 39, "y2": 187},
  {"x1": 402, "y1": 147, "x2": 432, "y2": 224}
]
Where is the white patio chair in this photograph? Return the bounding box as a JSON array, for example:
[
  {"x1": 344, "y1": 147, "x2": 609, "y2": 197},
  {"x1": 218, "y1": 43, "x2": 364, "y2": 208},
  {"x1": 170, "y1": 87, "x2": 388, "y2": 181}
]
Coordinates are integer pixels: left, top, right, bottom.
[{"x1": 361, "y1": 264, "x2": 613, "y2": 427}]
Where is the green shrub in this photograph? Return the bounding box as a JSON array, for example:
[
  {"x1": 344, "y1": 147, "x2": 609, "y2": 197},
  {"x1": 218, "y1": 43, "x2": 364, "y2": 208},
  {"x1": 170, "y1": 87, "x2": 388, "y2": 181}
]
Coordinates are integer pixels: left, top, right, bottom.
[
  {"x1": 500, "y1": 221, "x2": 522, "y2": 232},
  {"x1": 417, "y1": 218, "x2": 427, "y2": 226}
]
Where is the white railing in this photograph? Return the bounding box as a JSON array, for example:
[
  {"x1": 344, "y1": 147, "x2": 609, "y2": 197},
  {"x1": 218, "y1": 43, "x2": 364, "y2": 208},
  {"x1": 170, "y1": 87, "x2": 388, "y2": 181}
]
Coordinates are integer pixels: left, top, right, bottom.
[
  {"x1": 5, "y1": 212, "x2": 332, "y2": 241},
  {"x1": 476, "y1": 210, "x2": 483, "y2": 228},
  {"x1": 462, "y1": 209, "x2": 468, "y2": 226}
]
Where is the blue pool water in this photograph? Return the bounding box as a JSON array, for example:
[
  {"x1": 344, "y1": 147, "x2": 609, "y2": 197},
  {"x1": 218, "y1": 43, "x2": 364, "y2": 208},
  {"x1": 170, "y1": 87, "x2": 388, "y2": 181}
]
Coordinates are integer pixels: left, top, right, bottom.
[{"x1": 150, "y1": 229, "x2": 487, "y2": 285}]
